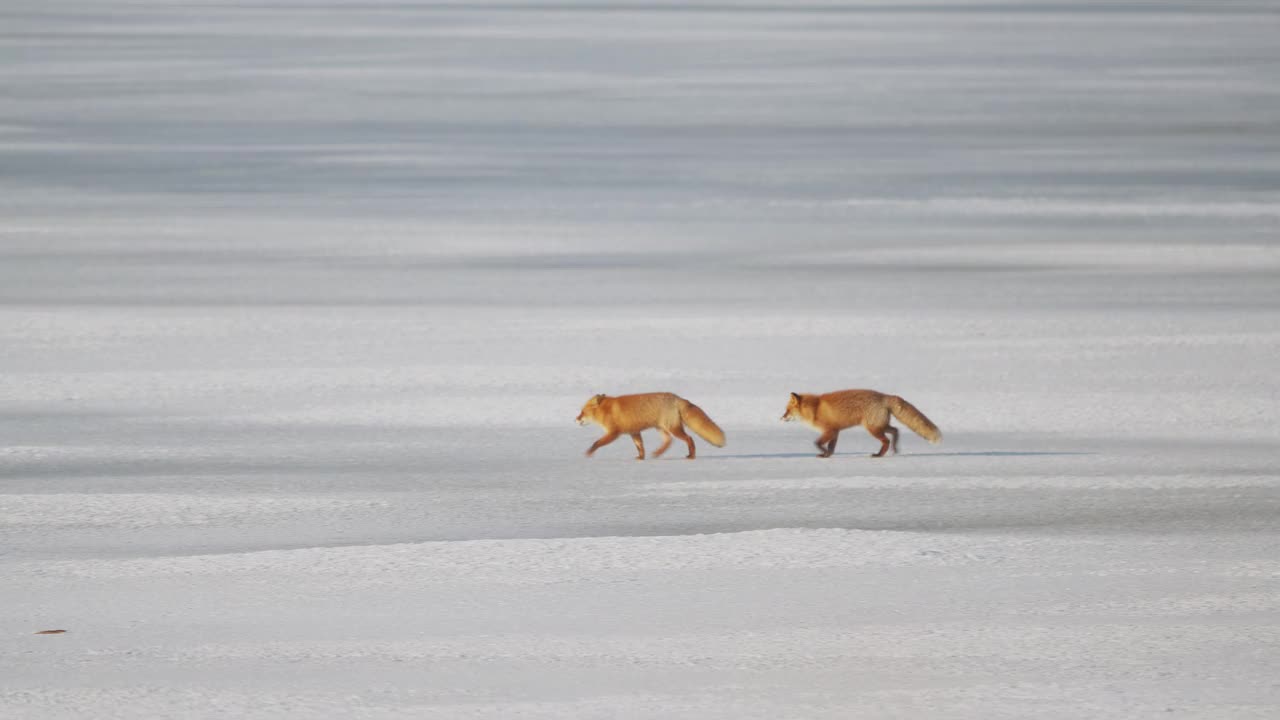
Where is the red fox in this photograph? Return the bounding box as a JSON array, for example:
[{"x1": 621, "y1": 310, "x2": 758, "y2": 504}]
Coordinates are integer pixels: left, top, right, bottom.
[
  {"x1": 782, "y1": 389, "x2": 941, "y2": 458},
  {"x1": 577, "y1": 392, "x2": 725, "y2": 460}
]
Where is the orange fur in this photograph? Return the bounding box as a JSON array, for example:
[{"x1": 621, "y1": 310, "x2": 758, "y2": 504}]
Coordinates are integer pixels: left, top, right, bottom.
[
  {"x1": 577, "y1": 392, "x2": 725, "y2": 460},
  {"x1": 781, "y1": 389, "x2": 940, "y2": 458}
]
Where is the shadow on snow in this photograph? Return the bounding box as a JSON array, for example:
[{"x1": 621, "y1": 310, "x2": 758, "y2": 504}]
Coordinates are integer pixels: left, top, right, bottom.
[{"x1": 705, "y1": 450, "x2": 1095, "y2": 460}]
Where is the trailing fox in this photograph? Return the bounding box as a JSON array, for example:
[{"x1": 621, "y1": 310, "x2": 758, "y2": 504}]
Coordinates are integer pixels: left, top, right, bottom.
[
  {"x1": 577, "y1": 392, "x2": 725, "y2": 460},
  {"x1": 782, "y1": 389, "x2": 941, "y2": 458}
]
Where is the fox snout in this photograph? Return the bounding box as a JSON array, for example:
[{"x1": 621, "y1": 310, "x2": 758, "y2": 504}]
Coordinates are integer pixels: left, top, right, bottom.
[{"x1": 576, "y1": 412, "x2": 588, "y2": 426}]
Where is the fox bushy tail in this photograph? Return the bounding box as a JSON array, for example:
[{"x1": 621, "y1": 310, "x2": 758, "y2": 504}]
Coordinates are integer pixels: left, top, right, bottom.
[
  {"x1": 680, "y1": 401, "x2": 726, "y2": 447},
  {"x1": 888, "y1": 396, "x2": 941, "y2": 443}
]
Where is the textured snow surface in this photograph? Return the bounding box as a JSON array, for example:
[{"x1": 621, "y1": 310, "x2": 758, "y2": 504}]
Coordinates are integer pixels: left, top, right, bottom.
[{"x1": 3, "y1": 1, "x2": 1280, "y2": 718}]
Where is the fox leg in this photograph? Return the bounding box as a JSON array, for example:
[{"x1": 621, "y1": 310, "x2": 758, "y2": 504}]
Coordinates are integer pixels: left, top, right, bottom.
[
  {"x1": 867, "y1": 426, "x2": 892, "y2": 458},
  {"x1": 886, "y1": 425, "x2": 899, "y2": 454},
  {"x1": 652, "y1": 429, "x2": 674, "y2": 458},
  {"x1": 670, "y1": 424, "x2": 696, "y2": 459},
  {"x1": 815, "y1": 429, "x2": 838, "y2": 458},
  {"x1": 586, "y1": 431, "x2": 619, "y2": 457},
  {"x1": 630, "y1": 433, "x2": 645, "y2": 460}
]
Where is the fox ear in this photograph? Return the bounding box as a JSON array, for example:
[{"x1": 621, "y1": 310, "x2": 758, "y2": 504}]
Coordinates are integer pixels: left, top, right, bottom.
[
  {"x1": 790, "y1": 392, "x2": 800, "y2": 401},
  {"x1": 593, "y1": 393, "x2": 606, "y2": 403}
]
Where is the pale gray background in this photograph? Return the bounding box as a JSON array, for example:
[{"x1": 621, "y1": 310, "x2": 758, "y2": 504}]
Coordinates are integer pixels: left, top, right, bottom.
[{"x1": 3, "y1": 2, "x2": 1279, "y2": 718}]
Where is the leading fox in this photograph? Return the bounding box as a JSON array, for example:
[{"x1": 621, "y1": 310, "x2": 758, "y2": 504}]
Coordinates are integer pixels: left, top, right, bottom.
[{"x1": 577, "y1": 392, "x2": 725, "y2": 460}]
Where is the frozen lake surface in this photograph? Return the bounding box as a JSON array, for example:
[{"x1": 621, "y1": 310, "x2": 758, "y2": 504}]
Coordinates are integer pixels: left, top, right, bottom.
[{"x1": 3, "y1": 1, "x2": 1279, "y2": 718}]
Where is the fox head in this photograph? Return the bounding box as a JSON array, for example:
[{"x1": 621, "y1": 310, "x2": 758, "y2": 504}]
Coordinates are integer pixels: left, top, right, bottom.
[
  {"x1": 781, "y1": 392, "x2": 806, "y2": 422},
  {"x1": 576, "y1": 394, "x2": 608, "y2": 426}
]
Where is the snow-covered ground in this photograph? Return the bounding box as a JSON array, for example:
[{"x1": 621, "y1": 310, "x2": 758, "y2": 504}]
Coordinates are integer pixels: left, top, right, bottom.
[{"x1": 3, "y1": 2, "x2": 1279, "y2": 718}]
